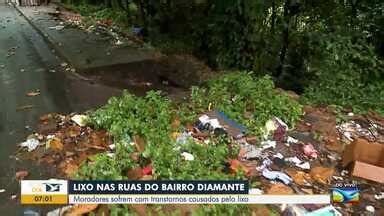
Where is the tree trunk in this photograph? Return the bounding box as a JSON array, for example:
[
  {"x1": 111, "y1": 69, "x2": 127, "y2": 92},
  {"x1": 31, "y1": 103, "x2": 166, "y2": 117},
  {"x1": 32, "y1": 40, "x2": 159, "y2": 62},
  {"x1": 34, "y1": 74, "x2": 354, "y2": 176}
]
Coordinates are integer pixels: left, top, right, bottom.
[
  {"x1": 271, "y1": 0, "x2": 276, "y2": 34},
  {"x1": 275, "y1": 0, "x2": 290, "y2": 78}
]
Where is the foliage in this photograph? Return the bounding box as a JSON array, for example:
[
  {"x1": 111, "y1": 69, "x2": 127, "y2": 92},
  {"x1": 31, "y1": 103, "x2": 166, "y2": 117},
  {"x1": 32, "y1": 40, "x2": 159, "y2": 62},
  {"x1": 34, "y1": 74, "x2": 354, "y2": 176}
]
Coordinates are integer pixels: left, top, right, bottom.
[
  {"x1": 185, "y1": 72, "x2": 303, "y2": 136},
  {"x1": 302, "y1": 34, "x2": 384, "y2": 114},
  {"x1": 84, "y1": 91, "x2": 242, "y2": 180},
  {"x1": 75, "y1": 73, "x2": 303, "y2": 213}
]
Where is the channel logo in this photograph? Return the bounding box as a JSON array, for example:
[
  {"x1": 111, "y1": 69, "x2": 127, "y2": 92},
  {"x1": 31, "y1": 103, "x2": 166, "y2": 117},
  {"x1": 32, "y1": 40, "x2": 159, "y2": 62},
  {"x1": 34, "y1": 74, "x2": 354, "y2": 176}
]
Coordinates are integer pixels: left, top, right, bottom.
[
  {"x1": 43, "y1": 183, "x2": 62, "y2": 192},
  {"x1": 331, "y1": 185, "x2": 359, "y2": 204}
]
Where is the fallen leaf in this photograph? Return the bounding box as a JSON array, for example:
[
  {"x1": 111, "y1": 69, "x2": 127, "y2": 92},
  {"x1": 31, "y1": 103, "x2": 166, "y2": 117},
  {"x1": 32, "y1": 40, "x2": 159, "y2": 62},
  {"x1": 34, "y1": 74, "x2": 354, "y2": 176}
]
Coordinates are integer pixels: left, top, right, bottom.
[
  {"x1": 130, "y1": 204, "x2": 147, "y2": 216},
  {"x1": 26, "y1": 90, "x2": 40, "y2": 97},
  {"x1": 267, "y1": 183, "x2": 294, "y2": 195},
  {"x1": 171, "y1": 117, "x2": 180, "y2": 129},
  {"x1": 286, "y1": 170, "x2": 311, "y2": 186},
  {"x1": 229, "y1": 159, "x2": 250, "y2": 176},
  {"x1": 16, "y1": 105, "x2": 34, "y2": 111},
  {"x1": 160, "y1": 204, "x2": 199, "y2": 215},
  {"x1": 39, "y1": 113, "x2": 55, "y2": 122},
  {"x1": 15, "y1": 170, "x2": 29, "y2": 181},
  {"x1": 67, "y1": 125, "x2": 81, "y2": 137},
  {"x1": 140, "y1": 175, "x2": 153, "y2": 180},
  {"x1": 250, "y1": 205, "x2": 272, "y2": 215},
  {"x1": 171, "y1": 132, "x2": 179, "y2": 140},
  {"x1": 301, "y1": 188, "x2": 313, "y2": 194},
  {"x1": 310, "y1": 166, "x2": 335, "y2": 184},
  {"x1": 63, "y1": 163, "x2": 79, "y2": 177},
  {"x1": 47, "y1": 138, "x2": 63, "y2": 151},
  {"x1": 65, "y1": 204, "x2": 98, "y2": 216},
  {"x1": 127, "y1": 167, "x2": 143, "y2": 180},
  {"x1": 134, "y1": 135, "x2": 146, "y2": 153},
  {"x1": 324, "y1": 136, "x2": 343, "y2": 152}
]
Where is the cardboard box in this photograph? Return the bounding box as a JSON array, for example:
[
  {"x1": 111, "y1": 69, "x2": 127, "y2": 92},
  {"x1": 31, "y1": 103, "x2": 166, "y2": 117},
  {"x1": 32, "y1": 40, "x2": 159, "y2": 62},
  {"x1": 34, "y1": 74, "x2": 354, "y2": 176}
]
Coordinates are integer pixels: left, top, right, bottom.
[{"x1": 342, "y1": 138, "x2": 384, "y2": 183}]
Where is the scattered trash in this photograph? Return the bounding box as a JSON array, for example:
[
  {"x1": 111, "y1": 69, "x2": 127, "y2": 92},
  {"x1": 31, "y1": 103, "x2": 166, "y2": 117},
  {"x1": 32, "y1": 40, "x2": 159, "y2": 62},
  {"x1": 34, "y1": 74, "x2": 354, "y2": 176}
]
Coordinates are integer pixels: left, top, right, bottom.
[
  {"x1": 47, "y1": 205, "x2": 73, "y2": 216},
  {"x1": 265, "y1": 117, "x2": 288, "y2": 141},
  {"x1": 240, "y1": 143, "x2": 262, "y2": 160},
  {"x1": 181, "y1": 152, "x2": 194, "y2": 161},
  {"x1": 287, "y1": 136, "x2": 298, "y2": 144},
  {"x1": 374, "y1": 192, "x2": 384, "y2": 200},
  {"x1": 304, "y1": 205, "x2": 342, "y2": 216},
  {"x1": 15, "y1": 170, "x2": 29, "y2": 181},
  {"x1": 332, "y1": 176, "x2": 343, "y2": 181},
  {"x1": 262, "y1": 169, "x2": 292, "y2": 185},
  {"x1": 274, "y1": 153, "x2": 284, "y2": 159},
  {"x1": 71, "y1": 115, "x2": 88, "y2": 127},
  {"x1": 49, "y1": 25, "x2": 65, "y2": 31},
  {"x1": 176, "y1": 132, "x2": 192, "y2": 144},
  {"x1": 26, "y1": 90, "x2": 40, "y2": 97},
  {"x1": 196, "y1": 114, "x2": 226, "y2": 136},
  {"x1": 340, "y1": 170, "x2": 348, "y2": 176},
  {"x1": 337, "y1": 121, "x2": 378, "y2": 143},
  {"x1": 365, "y1": 205, "x2": 375, "y2": 213},
  {"x1": 132, "y1": 27, "x2": 143, "y2": 36},
  {"x1": 115, "y1": 40, "x2": 124, "y2": 45},
  {"x1": 342, "y1": 138, "x2": 384, "y2": 183},
  {"x1": 0, "y1": 189, "x2": 5, "y2": 193},
  {"x1": 16, "y1": 105, "x2": 34, "y2": 111},
  {"x1": 281, "y1": 204, "x2": 307, "y2": 215},
  {"x1": 23, "y1": 209, "x2": 39, "y2": 216},
  {"x1": 197, "y1": 111, "x2": 246, "y2": 138},
  {"x1": 249, "y1": 188, "x2": 263, "y2": 195},
  {"x1": 142, "y1": 166, "x2": 152, "y2": 175},
  {"x1": 60, "y1": 62, "x2": 68, "y2": 67},
  {"x1": 20, "y1": 138, "x2": 40, "y2": 152},
  {"x1": 285, "y1": 157, "x2": 310, "y2": 170},
  {"x1": 303, "y1": 144, "x2": 318, "y2": 158},
  {"x1": 261, "y1": 140, "x2": 276, "y2": 149}
]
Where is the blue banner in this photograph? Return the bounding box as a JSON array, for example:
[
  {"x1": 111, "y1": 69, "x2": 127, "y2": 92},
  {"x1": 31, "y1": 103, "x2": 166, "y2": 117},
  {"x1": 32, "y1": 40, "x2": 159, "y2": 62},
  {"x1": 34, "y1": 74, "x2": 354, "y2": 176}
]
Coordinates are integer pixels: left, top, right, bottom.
[{"x1": 68, "y1": 180, "x2": 249, "y2": 194}]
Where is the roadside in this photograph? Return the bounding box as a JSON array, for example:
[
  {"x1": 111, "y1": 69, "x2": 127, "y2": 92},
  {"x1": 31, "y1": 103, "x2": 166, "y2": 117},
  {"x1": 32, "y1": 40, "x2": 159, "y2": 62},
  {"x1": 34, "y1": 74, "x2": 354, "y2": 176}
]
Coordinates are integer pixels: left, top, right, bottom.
[
  {"x1": 14, "y1": 3, "x2": 215, "y2": 98},
  {"x1": 17, "y1": 72, "x2": 384, "y2": 215}
]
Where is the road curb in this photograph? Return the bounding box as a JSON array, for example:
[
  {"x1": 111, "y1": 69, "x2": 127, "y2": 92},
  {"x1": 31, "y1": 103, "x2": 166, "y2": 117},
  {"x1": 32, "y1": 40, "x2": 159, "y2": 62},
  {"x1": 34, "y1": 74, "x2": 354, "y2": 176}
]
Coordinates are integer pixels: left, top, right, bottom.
[{"x1": 12, "y1": 3, "x2": 95, "y2": 82}]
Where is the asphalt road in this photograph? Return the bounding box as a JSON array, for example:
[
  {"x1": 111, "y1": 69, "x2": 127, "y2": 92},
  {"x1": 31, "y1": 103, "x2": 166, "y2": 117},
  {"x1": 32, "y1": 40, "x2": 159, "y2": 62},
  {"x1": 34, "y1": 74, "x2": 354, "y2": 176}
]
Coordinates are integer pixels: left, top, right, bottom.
[
  {"x1": 0, "y1": 3, "x2": 122, "y2": 215},
  {"x1": 0, "y1": 2, "x2": 73, "y2": 214}
]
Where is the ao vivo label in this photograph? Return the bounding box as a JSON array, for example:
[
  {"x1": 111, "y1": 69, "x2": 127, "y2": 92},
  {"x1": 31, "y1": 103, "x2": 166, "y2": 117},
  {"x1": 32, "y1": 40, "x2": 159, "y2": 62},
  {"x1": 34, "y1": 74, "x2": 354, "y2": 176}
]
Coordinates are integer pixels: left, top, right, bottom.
[
  {"x1": 331, "y1": 183, "x2": 359, "y2": 204},
  {"x1": 21, "y1": 180, "x2": 68, "y2": 204}
]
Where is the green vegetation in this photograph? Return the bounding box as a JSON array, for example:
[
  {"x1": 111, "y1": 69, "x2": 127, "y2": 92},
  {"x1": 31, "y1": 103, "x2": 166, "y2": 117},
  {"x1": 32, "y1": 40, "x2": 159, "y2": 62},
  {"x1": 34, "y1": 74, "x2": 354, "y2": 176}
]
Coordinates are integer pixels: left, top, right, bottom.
[
  {"x1": 62, "y1": 0, "x2": 384, "y2": 114},
  {"x1": 301, "y1": 35, "x2": 384, "y2": 114},
  {"x1": 73, "y1": 73, "x2": 301, "y2": 214},
  {"x1": 79, "y1": 72, "x2": 301, "y2": 180},
  {"x1": 185, "y1": 72, "x2": 302, "y2": 136}
]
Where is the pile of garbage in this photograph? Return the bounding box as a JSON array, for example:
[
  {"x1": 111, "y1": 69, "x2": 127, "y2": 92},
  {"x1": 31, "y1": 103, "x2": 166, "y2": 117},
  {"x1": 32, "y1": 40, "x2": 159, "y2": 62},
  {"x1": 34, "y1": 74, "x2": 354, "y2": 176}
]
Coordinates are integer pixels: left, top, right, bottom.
[
  {"x1": 17, "y1": 106, "x2": 384, "y2": 215},
  {"x1": 170, "y1": 107, "x2": 384, "y2": 215},
  {"x1": 48, "y1": 5, "x2": 145, "y2": 47}
]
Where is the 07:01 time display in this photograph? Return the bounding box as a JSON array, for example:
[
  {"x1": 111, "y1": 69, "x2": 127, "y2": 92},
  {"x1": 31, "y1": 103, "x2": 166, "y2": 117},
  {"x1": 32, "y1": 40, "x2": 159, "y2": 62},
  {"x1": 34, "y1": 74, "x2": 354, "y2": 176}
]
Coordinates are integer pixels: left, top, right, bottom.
[{"x1": 34, "y1": 195, "x2": 53, "y2": 202}]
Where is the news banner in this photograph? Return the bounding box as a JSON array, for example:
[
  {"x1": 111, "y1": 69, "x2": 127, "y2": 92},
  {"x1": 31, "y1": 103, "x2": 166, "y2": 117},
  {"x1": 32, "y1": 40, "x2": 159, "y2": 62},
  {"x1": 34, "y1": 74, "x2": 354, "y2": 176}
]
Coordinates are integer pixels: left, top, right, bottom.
[{"x1": 19, "y1": 180, "x2": 346, "y2": 205}]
